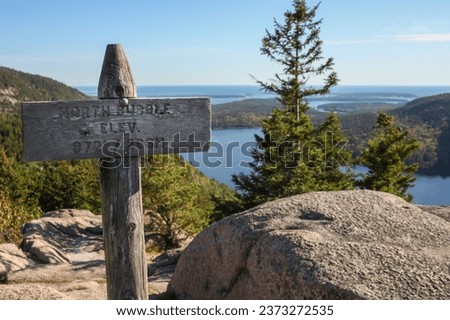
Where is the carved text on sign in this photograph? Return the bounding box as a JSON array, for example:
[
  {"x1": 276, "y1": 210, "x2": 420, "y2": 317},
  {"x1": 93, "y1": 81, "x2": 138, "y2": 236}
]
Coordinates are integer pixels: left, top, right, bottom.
[
  {"x1": 58, "y1": 102, "x2": 174, "y2": 120},
  {"x1": 22, "y1": 98, "x2": 211, "y2": 161}
]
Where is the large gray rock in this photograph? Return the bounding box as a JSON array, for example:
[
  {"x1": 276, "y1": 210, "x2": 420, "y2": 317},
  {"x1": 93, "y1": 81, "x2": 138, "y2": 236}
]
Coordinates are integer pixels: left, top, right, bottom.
[
  {"x1": 0, "y1": 209, "x2": 107, "y2": 300},
  {"x1": 0, "y1": 244, "x2": 31, "y2": 272},
  {"x1": 169, "y1": 190, "x2": 450, "y2": 299},
  {"x1": 0, "y1": 243, "x2": 32, "y2": 283},
  {"x1": 21, "y1": 209, "x2": 104, "y2": 264},
  {"x1": 6, "y1": 262, "x2": 107, "y2": 300},
  {"x1": 419, "y1": 205, "x2": 450, "y2": 222}
]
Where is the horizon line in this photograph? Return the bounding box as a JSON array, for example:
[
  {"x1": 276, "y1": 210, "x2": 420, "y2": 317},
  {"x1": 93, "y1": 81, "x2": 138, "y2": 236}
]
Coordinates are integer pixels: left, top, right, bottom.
[{"x1": 73, "y1": 83, "x2": 450, "y2": 88}]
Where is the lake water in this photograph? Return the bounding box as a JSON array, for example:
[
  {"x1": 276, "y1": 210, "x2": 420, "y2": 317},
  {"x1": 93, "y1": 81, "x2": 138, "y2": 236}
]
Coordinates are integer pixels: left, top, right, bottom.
[
  {"x1": 77, "y1": 85, "x2": 450, "y2": 205},
  {"x1": 182, "y1": 127, "x2": 450, "y2": 206}
]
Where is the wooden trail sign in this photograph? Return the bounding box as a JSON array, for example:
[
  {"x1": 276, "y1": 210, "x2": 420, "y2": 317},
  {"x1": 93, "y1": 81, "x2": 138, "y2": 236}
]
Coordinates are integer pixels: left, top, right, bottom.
[
  {"x1": 21, "y1": 44, "x2": 211, "y2": 300},
  {"x1": 22, "y1": 98, "x2": 210, "y2": 161}
]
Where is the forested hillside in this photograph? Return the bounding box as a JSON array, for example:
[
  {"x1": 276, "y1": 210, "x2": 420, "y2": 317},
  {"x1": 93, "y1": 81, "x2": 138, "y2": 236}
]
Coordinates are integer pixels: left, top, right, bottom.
[
  {"x1": 212, "y1": 98, "x2": 326, "y2": 129},
  {"x1": 338, "y1": 94, "x2": 450, "y2": 174},
  {"x1": 212, "y1": 98, "x2": 279, "y2": 129},
  {"x1": 0, "y1": 66, "x2": 88, "y2": 113},
  {"x1": 392, "y1": 94, "x2": 450, "y2": 174}
]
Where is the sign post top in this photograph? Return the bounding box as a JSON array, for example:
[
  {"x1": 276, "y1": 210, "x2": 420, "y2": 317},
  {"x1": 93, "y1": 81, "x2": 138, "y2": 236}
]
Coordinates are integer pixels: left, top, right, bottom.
[{"x1": 98, "y1": 44, "x2": 137, "y2": 99}]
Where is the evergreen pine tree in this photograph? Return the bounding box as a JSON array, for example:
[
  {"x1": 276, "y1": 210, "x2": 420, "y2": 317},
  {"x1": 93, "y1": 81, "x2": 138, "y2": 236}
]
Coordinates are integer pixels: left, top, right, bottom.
[
  {"x1": 233, "y1": 109, "x2": 318, "y2": 207},
  {"x1": 315, "y1": 112, "x2": 355, "y2": 190},
  {"x1": 233, "y1": 0, "x2": 352, "y2": 207},
  {"x1": 358, "y1": 112, "x2": 420, "y2": 202},
  {"x1": 256, "y1": 0, "x2": 338, "y2": 119}
]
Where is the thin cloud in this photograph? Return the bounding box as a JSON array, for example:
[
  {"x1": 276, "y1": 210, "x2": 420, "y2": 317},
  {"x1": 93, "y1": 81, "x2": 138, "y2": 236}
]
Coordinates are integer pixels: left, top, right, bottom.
[
  {"x1": 395, "y1": 33, "x2": 450, "y2": 42},
  {"x1": 325, "y1": 39, "x2": 380, "y2": 45},
  {"x1": 327, "y1": 33, "x2": 450, "y2": 45}
]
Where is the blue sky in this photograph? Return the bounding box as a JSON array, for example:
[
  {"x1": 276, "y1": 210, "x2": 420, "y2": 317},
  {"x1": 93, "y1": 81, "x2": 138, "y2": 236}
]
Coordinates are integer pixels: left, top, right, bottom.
[{"x1": 1, "y1": 0, "x2": 450, "y2": 86}]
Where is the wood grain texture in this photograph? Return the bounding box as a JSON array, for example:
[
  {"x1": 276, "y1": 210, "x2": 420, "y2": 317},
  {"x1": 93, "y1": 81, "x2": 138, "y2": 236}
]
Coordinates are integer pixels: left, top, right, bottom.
[
  {"x1": 22, "y1": 98, "x2": 211, "y2": 161},
  {"x1": 98, "y1": 44, "x2": 136, "y2": 99},
  {"x1": 98, "y1": 44, "x2": 147, "y2": 300},
  {"x1": 100, "y1": 156, "x2": 147, "y2": 300}
]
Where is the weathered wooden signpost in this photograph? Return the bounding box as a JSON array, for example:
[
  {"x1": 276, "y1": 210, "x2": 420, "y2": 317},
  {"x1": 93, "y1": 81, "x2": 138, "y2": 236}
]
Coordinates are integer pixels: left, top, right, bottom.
[{"x1": 21, "y1": 44, "x2": 211, "y2": 299}]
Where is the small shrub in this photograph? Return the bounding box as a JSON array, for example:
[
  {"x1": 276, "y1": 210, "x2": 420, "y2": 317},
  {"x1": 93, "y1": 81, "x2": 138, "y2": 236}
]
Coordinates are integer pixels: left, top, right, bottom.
[{"x1": 0, "y1": 189, "x2": 40, "y2": 243}]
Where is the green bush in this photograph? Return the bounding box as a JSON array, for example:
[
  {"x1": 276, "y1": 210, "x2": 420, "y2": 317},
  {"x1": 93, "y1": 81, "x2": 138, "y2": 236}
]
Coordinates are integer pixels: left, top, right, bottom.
[
  {"x1": 142, "y1": 155, "x2": 241, "y2": 249},
  {"x1": 0, "y1": 189, "x2": 40, "y2": 243}
]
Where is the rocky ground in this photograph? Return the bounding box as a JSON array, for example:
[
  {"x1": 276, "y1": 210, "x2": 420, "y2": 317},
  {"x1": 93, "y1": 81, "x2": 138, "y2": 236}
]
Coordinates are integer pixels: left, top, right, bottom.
[
  {"x1": 1, "y1": 191, "x2": 449, "y2": 300},
  {"x1": 0, "y1": 209, "x2": 179, "y2": 299}
]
